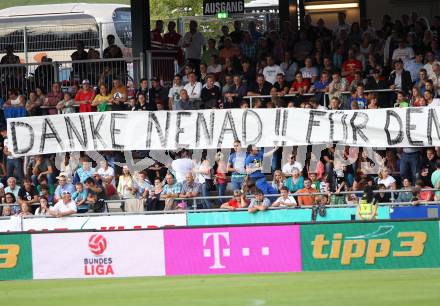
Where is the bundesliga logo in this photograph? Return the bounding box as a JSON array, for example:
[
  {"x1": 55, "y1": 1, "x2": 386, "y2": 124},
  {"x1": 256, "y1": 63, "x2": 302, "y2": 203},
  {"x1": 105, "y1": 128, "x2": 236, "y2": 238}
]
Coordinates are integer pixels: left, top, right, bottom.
[{"x1": 83, "y1": 234, "x2": 114, "y2": 276}]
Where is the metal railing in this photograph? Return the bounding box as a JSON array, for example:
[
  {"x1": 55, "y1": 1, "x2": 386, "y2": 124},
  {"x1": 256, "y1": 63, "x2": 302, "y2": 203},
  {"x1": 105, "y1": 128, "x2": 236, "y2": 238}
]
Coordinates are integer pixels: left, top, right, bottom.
[
  {"x1": 0, "y1": 57, "x2": 141, "y2": 98},
  {"x1": 243, "y1": 89, "x2": 398, "y2": 109},
  {"x1": 0, "y1": 187, "x2": 437, "y2": 210}
]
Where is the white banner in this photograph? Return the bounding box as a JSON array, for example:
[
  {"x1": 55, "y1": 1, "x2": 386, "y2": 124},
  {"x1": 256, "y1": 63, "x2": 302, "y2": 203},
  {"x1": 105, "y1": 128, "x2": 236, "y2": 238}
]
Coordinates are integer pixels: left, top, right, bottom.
[
  {"x1": 32, "y1": 231, "x2": 165, "y2": 279},
  {"x1": 7, "y1": 107, "x2": 440, "y2": 156},
  {"x1": 0, "y1": 214, "x2": 187, "y2": 232}
]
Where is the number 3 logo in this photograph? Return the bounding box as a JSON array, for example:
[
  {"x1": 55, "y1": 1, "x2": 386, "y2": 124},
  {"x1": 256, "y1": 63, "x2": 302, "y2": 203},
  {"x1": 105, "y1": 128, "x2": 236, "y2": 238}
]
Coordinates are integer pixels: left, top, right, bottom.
[{"x1": 0, "y1": 245, "x2": 20, "y2": 268}]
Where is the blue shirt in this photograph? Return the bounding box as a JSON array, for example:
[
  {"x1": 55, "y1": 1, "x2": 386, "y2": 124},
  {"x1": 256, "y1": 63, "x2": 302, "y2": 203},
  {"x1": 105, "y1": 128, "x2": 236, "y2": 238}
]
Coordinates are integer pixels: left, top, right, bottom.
[
  {"x1": 312, "y1": 80, "x2": 330, "y2": 91},
  {"x1": 404, "y1": 59, "x2": 423, "y2": 83},
  {"x1": 245, "y1": 150, "x2": 265, "y2": 180},
  {"x1": 350, "y1": 96, "x2": 368, "y2": 109},
  {"x1": 54, "y1": 183, "x2": 76, "y2": 199},
  {"x1": 228, "y1": 151, "x2": 247, "y2": 176}
]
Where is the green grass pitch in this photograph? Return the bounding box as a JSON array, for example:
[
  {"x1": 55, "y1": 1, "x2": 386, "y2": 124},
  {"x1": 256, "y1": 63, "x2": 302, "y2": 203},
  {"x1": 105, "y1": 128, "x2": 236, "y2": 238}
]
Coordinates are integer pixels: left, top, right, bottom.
[{"x1": 1, "y1": 268, "x2": 440, "y2": 306}]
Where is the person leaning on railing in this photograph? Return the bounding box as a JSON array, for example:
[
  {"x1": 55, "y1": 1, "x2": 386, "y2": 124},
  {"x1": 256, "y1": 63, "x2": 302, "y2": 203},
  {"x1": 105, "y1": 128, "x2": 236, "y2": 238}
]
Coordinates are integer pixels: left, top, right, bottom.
[{"x1": 92, "y1": 83, "x2": 112, "y2": 112}]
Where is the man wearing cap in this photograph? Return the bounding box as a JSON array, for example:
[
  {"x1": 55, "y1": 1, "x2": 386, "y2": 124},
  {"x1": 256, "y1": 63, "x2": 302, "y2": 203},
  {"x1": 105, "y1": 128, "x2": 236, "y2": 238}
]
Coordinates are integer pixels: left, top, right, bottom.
[
  {"x1": 49, "y1": 190, "x2": 77, "y2": 217},
  {"x1": 75, "y1": 79, "x2": 96, "y2": 112},
  {"x1": 54, "y1": 173, "x2": 75, "y2": 202}
]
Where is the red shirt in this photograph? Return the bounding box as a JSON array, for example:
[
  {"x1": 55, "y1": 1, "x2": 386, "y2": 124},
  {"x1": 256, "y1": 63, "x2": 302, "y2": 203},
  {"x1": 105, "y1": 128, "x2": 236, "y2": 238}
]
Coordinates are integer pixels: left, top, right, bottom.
[
  {"x1": 75, "y1": 89, "x2": 96, "y2": 113},
  {"x1": 291, "y1": 79, "x2": 310, "y2": 92},
  {"x1": 227, "y1": 198, "x2": 249, "y2": 208},
  {"x1": 342, "y1": 59, "x2": 362, "y2": 84}
]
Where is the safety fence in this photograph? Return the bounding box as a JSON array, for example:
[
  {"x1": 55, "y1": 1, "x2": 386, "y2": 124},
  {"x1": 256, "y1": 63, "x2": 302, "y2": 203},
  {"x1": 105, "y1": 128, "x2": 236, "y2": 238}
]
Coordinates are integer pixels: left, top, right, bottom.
[
  {"x1": 243, "y1": 89, "x2": 398, "y2": 108},
  {"x1": 0, "y1": 57, "x2": 142, "y2": 99},
  {"x1": 1, "y1": 219, "x2": 439, "y2": 280}
]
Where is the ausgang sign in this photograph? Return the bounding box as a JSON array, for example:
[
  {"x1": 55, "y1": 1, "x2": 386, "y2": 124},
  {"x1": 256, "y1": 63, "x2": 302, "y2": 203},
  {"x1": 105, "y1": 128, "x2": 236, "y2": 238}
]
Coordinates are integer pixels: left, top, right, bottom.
[{"x1": 203, "y1": 0, "x2": 245, "y2": 15}]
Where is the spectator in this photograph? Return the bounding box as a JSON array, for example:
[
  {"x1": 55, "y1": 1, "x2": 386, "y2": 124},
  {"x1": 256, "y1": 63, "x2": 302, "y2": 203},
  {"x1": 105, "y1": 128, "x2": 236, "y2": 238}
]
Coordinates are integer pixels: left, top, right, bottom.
[
  {"x1": 35, "y1": 197, "x2": 49, "y2": 216},
  {"x1": 163, "y1": 21, "x2": 183, "y2": 65},
  {"x1": 31, "y1": 155, "x2": 54, "y2": 187},
  {"x1": 220, "y1": 189, "x2": 249, "y2": 210},
  {"x1": 54, "y1": 172, "x2": 75, "y2": 202},
  {"x1": 178, "y1": 172, "x2": 201, "y2": 209},
  {"x1": 392, "y1": 37, "x2": 414, "y2": 64},
  {"x1": 389, "y1": 59, "x2": 413, "y2": 94},
  {"x1": 168, "y1": 75, "x2": 184, "y2": 110},
  {"x1": 247, "y1": 73, "x2": 273, "y2": 96},
  {"x1": 280, "y1": 51, "x2": 297, "y2": 83},
  {"x1": 180, "y1": 20, "x2": 206, "y2": 76},
  {"x1": 70, "y1": 41, "x2": 88, "y2": 81},
  {"x1": 201, "y1": 75, "x2": 221, "y2": 109},
  {"x1": 230, "y1": 20, "x2": 244, "y2": 44},
  {"x1": 92, "y1": 83, "x2": 112, "y2": 112},
  {"x1": 161, "y1": 173, "x2": 182, "y2": 210},
  {"x1": 17, "y1": 202, "x2": 32, "y2": 216},
  {"x1": 263, "y1": 55, "x2": 284, "y2": 85},
  {"x1": 171, "y1": 149, "x2": 195, "y2": 183},
  {"x1": 117, "y1": 165, "x2": 137, "y2": 201},
  {"x1": 49, "y1": 190, "x2": 77, "y2": 217},
  {"x1": 109, "y1": 79, "x2": 128, "y2": 111},
  {"x1": 74, "y1": 158, "x2": 95, "y2": 183},
  {"x1": 300, "y1": 57, "x2": 319, "y2": 82},
  {"x1": 183, "y1": 72, "x2": 202, "y2": 108},
  {"x1": 404, "y1": 51, "x2": 424, "y2": 83},
  {"x1": 272, "y1": 186, "x2": 297, "y2": 207},
  {"x1": 43, "y1": 82, "x2": 62, "y2": 115},
  {"x1": 72, "y1": 182, "x2": 89, "y2": 213},
  {"x1": 56, "y1": 92, "x2": 76, "y2": 114},
  {"x1": 103, "y1": 34, "x2": 123, "y2": 59},
  {"x1": 219, "y1": 37, "x2": 240, "y2": 64},
  {"x1": 423, "y1": 51, "x2": 440, "y2": 79},
  {"x1": 350, "y1": 83, "x2": 368, "y2": 109},
  {"x1": 149, "y1": 77, "x2": 167, "y2": 110},
  {"x1": 248, "y1": 189, "x2": 271, "y2": 213},
  {"x1": 289, "y1": 71, "x2": 311, "y2": 94},
  {"x1": 150, "y1": 20, "x2": 164, "y2": 45},
  {"x1": 174, "y1": 89, "x2": 193, "y2": 110},
  {"x1": 84, "y1": 177, "x2": 106, "y2": 213},
  {"x1": 146, "y1": 177, "x2": 163, "y2": 211},
  {"x1": 4, "y1": 192, "x2": 19, "y2": 215},
  {"x1": 296, "y1": 178, "x2": 317, "y2": 206},
  {"x1": 245, "y1": 145, "x2": 278, "y2": 195},
  {"x1": 3, "y1": 89, "x2": 25, "y2": 109},
  {"x1": 17, "y1": 178, "x2": 39, "y2": 213},
  {"x1": 282, "y1": 154, "x2": 303, "y2": 177},
  {"x1": 25, "y1": 91, "x2": 42, "y2": 116},
  {"x1": 240, "y1": 31, "x2": 257, "y2": 61},
  {"x1": 328, "y1": 70, "x2": 348, "y2": 100},
  {"x1": 214, "y1": 152, "x2": 228, "y2": 205},
  {"x1": 222, "y1": 75, "x2": 243, "y2": 108},
  {"x1": 377, "y1": 166, "x2": 397, "y2": 191},
  {"x1": 271, "y1": 170, "x2": 285, "y2": 193},
  {"x1": 284, "y1": 167, "x2": 304, "y2": 193},
  {"x1": 342, "y1": 48, "x2": 362, "y2": 84}
]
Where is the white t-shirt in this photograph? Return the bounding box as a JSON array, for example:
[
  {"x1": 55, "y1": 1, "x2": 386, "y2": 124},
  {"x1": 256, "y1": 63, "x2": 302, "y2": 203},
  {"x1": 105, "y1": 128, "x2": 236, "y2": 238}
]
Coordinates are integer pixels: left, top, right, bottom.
[
  {"x1": 300, "y1": 66, "x2": 319, "y2": 79},
  {"x1": 172, "y1": 158, "x2": 195, "y2": 183},
  {"x1": 282, "y1": 162, "x2": 303, "y2": 175},
  {"x1": 378, "y1": 175, "x2": 396, "y2": 189},
  {"x1": 424, "y1": 61, "x2": 440, "y2": 79},
  {"x1": 263, "y1": 65, "x2": 284, "y2": 85},
  {"x1": 180, "y1": 32, "x2": 206, "y2": 60},
  {"x1": 392, "y1": 47, "x2": 414, "y2": 64},
  {"x1": 97, "y1": 166, "x2": 115, "y2": 185},
  {"x1": 168, "y1": 85, "x2": 184, "y2": 108},
  {"x1": 51, "y1": 200, "x2": 77, "y2": 213},
  {"x1": 183, "y1": 82, "x2": 202, "y2": 100},
  {"x1": 207, "y1": 64, "x2": 222, "y2": 74},
  {"x1": 274, "y1": 195, "x2": 297, "y2": 207}
]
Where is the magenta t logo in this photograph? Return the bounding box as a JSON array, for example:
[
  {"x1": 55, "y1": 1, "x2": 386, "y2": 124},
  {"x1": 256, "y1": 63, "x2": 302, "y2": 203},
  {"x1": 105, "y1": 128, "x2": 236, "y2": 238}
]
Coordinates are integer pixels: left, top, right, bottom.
[
  {"x1": 202, "y1": 232, "x2": 230, "y2": 269},
  {"x1": 165, "y1": 225, "x2": 302, "y2": 275}
]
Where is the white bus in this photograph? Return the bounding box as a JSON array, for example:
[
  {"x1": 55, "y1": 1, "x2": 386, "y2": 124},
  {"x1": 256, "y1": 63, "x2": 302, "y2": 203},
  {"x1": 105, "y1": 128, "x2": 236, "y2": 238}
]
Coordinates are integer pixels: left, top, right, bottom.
[{"x1": 0, "y1": 3, "x2": 132, "y2": 63}]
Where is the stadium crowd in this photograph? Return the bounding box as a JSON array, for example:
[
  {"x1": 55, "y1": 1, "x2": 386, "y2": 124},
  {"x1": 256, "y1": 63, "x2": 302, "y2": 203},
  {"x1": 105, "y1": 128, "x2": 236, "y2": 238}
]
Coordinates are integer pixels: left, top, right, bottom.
[{"x1": 1, "y1": 12, "x2": 440, "y2": 217}]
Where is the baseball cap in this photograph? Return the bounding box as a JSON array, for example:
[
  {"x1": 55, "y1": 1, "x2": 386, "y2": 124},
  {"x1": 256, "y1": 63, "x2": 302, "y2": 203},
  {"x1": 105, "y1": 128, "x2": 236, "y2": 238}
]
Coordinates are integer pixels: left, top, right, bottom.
[
  {"x1": 82, "y1": 79, "x2": 90, "y2": 85},
  {"x1": 56, "y1": 172, "x2": 67, "y2": 179}
]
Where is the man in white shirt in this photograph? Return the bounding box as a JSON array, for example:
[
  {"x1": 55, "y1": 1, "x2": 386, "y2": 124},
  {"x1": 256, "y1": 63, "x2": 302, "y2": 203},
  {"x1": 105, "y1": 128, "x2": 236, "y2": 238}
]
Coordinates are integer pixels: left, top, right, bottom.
[
  {"x1": 424, "y1": 51, "x2": 440, "y2": 79},
  {"x1": 179, "y1": 20, "x2": 206, "y2": 76},
  {"x1": 171, "y1": 149, "x2": 195, "y2": 183},
  {"x1": 49, "y1": 191, "x2": 77, "y2": 217},
  {"x1": 282, "y1": 154, "x2": 303, "y2": 177},
  {"x1": 183, "y1": 72, "x2": 202, "y2": 108},
  {"x1": 95, "y1": 159, "x2": 115, "y2": 186},
  {"x1": 272, "y1": 186, "x2": 297, "y2": 207},
  {"x1": 263, "y1": 55, "x2": 284, "y2": 85},
  {"x1": 392, "y1": 38, "x2": 414, "y2": 65}
]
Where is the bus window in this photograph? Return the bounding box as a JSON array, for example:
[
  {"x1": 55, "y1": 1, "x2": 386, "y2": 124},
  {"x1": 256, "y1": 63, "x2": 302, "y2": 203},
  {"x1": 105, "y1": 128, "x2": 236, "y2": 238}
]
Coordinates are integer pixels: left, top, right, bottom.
[{"x1": 112, "y1": 8, "x2": 132, "y2": 48}]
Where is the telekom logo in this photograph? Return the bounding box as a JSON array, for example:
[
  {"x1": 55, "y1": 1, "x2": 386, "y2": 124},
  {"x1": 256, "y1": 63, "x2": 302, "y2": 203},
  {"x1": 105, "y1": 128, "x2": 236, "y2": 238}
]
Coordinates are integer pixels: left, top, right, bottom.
[
  {"x1": 203, "y1": 232, "x2": 230, "y2": 269},
  {"x1": 203, "y1": 232, "x2": 271, "y2": 270}
]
